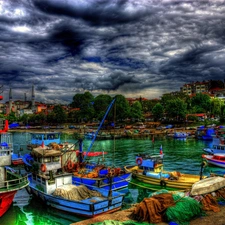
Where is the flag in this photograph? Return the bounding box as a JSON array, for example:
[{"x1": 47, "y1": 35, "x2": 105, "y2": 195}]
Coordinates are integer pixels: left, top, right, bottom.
[
  {"x1": 160, "y1": 145, "x2": 163, "y2": 155},
  {"x1": 41, "y1": 141, "x2": 44, "y2": 148}
]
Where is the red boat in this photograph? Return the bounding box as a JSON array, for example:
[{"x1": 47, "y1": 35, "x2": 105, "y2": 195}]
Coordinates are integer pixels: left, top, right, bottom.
[{"x1": 0, "y1": 119, "x2": 29, "y2": 217}]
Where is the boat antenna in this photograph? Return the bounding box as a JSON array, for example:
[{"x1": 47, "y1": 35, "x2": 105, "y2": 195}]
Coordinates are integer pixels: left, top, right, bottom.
[{"x1": 83, "y1": 98, "x2": 116, "y2": 161}]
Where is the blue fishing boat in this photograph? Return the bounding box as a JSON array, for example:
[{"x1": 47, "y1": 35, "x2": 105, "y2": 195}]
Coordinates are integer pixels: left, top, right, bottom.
[
  {"x1": 26, "y1": 144, "x2": 125, "y2": 218},
  {"x1": 27, "y1": 131, "x2": 61, "y2": 150},
  {"x1": 71, "y1": 98, "x2": 131, "y2": 191},
  {"x1": 203, "y1": 135, "x2": 225, "y2": 155}
]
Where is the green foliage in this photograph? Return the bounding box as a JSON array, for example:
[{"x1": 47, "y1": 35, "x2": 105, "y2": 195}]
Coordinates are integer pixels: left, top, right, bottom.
[
  {"x1": 70, "y1": 92, "x2": 95, "y2": 122},
  {"x1": 52, "y1": 105, "x2": 67, "y2": 123},
  {"x1": 211, "y1": 98, "x2": 223, "y2": 117},
  {"x1": 93, "y1": 94, "x2": 113, "y2": 121},
  {"x1": 165, "y1": 98, "x2": 187, "y2": 120},
  {"x1": 152, "y1": 103, "x2": 164, "y2": 120},
  {"x1": 6, "y1": 112, "x2": 17, "y2": 123},
  {"x1": 130, "y1": 101, "x2": 143, "y2": 121},
  {"x1": 191, "y1": 93, "x2": 211, "y2": 113},
  {"x1": 114, "y1": 95, "x2": 130, "y2": 121}
]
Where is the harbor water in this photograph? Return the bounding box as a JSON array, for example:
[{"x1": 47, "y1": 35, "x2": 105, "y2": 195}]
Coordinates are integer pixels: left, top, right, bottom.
[{"x1": 1, "y1": 132, "x2": 223, "y2": 225}]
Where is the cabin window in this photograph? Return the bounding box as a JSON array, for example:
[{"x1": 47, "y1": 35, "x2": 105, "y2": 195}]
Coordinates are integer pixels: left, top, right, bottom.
[
  {"x1": 43, "y1": 157, "x2": 51, "y2": 163},
  {"x1": 222, "y1": 147, "x2": 224, "y2": 150},
  {"x1": 52, "y1": 156, "x2": 60, "y2": 162},
  {"x1": 41, "y1": 178, "x2": 46, "y2": 185},
  {"x1": 37, "y1": 177, "x2": 41, "y2": 183}
]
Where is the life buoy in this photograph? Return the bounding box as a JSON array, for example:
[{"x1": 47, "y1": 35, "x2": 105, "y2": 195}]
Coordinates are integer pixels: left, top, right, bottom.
[
  {"x1": 67, "y1": 160, "x2": 74, "y2": 170},
  {"x1": 136, "y1": 157, "x2": 143, "y2": 166},
  {"x1": 41, "y1": 164, "x2": 47, "y2": 172}
]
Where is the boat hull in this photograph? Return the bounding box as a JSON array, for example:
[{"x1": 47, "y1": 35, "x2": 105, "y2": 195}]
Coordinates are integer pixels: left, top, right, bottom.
[
  {"x1": 28, "y1": 183, "x2": 124, "y2": 218},
  {"x1": 203, "y1": 155, "x2": 225, "y2": 168},
  {"x1": 0, "y1": 190, "x2": 17, "y2": 217},
  {"x1": 72, "y1": 172, "x2": 131, "y2": 191},
  {"x1": 125, "y1": 165, "x2": 202, "y2": 191}
]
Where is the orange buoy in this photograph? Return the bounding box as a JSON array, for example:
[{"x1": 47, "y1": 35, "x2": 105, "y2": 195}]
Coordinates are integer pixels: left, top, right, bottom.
[{"x1": 41, "y1": 164, "x2": 47, "y2": 172}]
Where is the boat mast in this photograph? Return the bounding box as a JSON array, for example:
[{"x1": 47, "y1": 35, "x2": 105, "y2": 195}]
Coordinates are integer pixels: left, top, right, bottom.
[{"x1": 83, "y1": 98, "x2": 116, "y2": 161}]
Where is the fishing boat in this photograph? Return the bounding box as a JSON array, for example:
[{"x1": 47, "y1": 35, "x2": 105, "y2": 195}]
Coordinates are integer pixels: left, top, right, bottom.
[
  {"x1": 11, "y1": 152, "x2": 24, "y2": 166},
  {"x1": 202, "y1": 153, "x2": 225, "y2": 168},
  {"x1": 0, "y1": 119, "x2": 29, "y2": 217},
  {"x1": 71, "y1": 139, "x2": 131, "y2": 191},
  {"x1": 124, "y1": 149, "x2": 204, "y2": 191},
  {"x1": 70, "y1": 98, "x2": 131, "y2": 191},
  {"x1": 203, "y1": 135, "x2": 225, "y2": 155},
  {"x1": 27, "y1": 131, "x2": 62, "y2": 150},
  {"x1": 26, "y1": 144, "x2": 125, "y2": 218}
]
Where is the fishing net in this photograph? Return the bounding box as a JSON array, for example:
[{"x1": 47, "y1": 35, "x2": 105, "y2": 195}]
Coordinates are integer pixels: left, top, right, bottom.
[
  {"x1": 52, "y1": 184, "x2": 103, "y2": 201},
  {"x1": 166, "y1": 193, "x2": 203, "y2": 225},
  {"x1": 89, "y1": 220, "x2": 154, "y2": 225}
]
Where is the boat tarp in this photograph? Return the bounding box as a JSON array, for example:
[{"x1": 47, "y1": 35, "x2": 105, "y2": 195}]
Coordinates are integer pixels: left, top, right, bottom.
[{"x1": 190, "y1": 176, "x2": 225, "y2": 196}]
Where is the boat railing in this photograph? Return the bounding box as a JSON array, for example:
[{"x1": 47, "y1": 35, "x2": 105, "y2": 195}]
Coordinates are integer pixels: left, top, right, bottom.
[{"x1": 0, "y1": 170, "x2": 29, "y2": 191}]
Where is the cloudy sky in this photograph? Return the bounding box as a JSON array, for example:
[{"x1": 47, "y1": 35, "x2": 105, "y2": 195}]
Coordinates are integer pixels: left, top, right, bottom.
[{"x1": 1, "y1": 0, "x2": 225, "y2": 104}]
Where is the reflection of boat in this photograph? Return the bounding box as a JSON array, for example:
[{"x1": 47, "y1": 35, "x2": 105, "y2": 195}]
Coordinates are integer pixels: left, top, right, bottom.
[
  {"x1": 125, "y1": 151, "x2": 204, "y2": 191},
  {"x1": 0, "y1": 119, "x2": 29, "y2": 217},
  {"x1": 27, "y1": 144, "x2": 124, "y2": 218},
  {"x1": 71, "y1": 99, "x2": 131, "y2": 191},
  {"x1": 202, "y1": 153, "x2": 225, "y2": 168},
  {"x1": 173, "y1": 132, "x2": 188, "y2": 139}
]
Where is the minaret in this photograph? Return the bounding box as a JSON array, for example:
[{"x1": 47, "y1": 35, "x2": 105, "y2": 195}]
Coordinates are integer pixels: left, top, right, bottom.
[
  {"x1": 9, "y1": 88, "x2": 12, "y2": 113},
  {"x1": 31, "y1": 85, "x2": 35, "y2": 112}
]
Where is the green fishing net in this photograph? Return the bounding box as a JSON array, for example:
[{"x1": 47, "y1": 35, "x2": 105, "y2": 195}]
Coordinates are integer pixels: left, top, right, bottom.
[{"x1": 166, "y1": 193, "x2": 203, "y2": 225}]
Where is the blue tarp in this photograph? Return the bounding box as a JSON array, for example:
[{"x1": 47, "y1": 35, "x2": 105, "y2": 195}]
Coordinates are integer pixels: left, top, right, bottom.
[{"x1": 9, "y1": 123, "x2": 19, "y2": 128}]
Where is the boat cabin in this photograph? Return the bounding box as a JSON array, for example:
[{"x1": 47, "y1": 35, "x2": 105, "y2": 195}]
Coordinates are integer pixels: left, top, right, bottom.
[
  {"x1": 30, "y1": 132, "x2": 61, "y2": 146},
  {"x1": 31, "y1": 147, "x2": 63, "y2": 174},
  {"x1": 0, "y1": 133, "x2": 13, "y2": 167},
  {"x1": 135, "y1": 153, "x2": 163, "y2": 172}
]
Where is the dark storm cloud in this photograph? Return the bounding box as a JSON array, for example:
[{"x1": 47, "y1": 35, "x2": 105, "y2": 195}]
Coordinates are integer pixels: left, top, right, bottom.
[
  {"x1": 33, "y1": 0, "x2": 150, "y2": 25},
  {"x1": 1, "y1": 0, "x2": 225, "y2": 104}
]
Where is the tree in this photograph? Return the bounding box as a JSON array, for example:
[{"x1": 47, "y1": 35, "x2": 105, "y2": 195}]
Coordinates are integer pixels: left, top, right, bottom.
[
  {"x1": 6, "y1": 112, "x2": 17, "y2": 123},
  {"x1": 130, "y1": 101, "x2": 143, "y2": 121},
  {"x1": 211, "y1": 98, "x2": 223, "y2": 118},
  {"x1": 52, "y1": 105, "x2": 67, "y2": 124},
  {"x1": 70, "y1": 92, "x2": 95, "y2": 122},
  {"x1": 191, "y1": 93, "x2": 211, "y2": 113},
  {"x1": 93, "y1": 94, "x2": 112, "y2": 121},
  {"x1": 114, "y1": 95, "x2": 130, "y2": 121},
  {"x1": 165, "y1": 98, "x2": 187, "y2": 120},
  {"x1": 152, "y1": 103, "x2": 164, "y2": 121}
]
